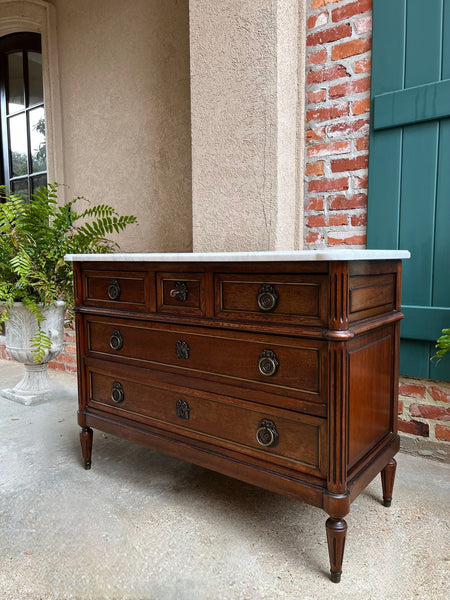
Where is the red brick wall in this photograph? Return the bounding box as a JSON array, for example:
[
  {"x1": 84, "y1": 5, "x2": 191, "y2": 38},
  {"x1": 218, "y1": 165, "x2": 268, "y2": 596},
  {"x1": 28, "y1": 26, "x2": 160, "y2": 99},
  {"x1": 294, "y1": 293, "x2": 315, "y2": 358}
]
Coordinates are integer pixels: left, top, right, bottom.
[
  {"x1": 47, "y1": 328, "x2": 77, "y2": 374},
  {"x1": 305, "y1": 0, "x2": 372, "y2": 247},
  {"x1": 398, "y1": 378, "x2": 450, "y2": 445},
  {"x1": 303, "y1": 0, "x2": 449, "y2": 456},
  {"x1": 0, "y1": 340, "x2": 8, "y2": 361}
]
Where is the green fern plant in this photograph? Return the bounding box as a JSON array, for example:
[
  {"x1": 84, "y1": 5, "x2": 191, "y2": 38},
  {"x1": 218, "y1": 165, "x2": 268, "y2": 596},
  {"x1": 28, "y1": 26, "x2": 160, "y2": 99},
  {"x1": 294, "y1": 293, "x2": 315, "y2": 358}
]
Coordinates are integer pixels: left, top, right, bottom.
[{"x1": 0, "y1": 183, "x2": 137, "y2": 360}]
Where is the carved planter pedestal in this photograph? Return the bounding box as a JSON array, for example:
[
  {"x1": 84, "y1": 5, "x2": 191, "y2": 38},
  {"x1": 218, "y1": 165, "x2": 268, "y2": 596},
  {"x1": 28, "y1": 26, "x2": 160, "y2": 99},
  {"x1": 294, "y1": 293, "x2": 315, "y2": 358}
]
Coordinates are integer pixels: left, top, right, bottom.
[{"x1": 1, "y1": 302, "x2": 65, "y2": 405}]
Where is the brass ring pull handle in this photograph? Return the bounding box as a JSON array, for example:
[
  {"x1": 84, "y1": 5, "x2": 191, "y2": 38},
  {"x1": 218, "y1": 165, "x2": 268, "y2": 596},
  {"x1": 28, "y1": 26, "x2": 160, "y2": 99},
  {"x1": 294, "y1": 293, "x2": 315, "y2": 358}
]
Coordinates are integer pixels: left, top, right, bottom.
[
  {"x1": 108, "y1": 279, "x2": 121, "y2": 301},
  {"x1": 111, "y1": 381, "x2": 125, "y2": 403},
  {"x1": 257, "y1": 284, "x2": 279, "y2": 312},
  {"x1": 256, "y1": 419, "x2": 279, "y2": 448},
  {"x1": 109, "y1": 329, "x2": 124, "y2": 351},
  {"x1": 169, "y1": 281, "x2": 189, "y2": 302},
  {"x1": 258, "y1": 349, "x2": 279, "y2": 377}
]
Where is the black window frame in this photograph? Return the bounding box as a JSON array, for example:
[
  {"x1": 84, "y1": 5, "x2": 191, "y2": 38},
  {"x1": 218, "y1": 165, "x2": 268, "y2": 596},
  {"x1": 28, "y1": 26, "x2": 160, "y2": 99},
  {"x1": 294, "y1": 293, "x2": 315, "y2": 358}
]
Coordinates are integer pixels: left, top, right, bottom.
[{"x1": 0, "y1": 32, "x2": 46, "y2": 198}]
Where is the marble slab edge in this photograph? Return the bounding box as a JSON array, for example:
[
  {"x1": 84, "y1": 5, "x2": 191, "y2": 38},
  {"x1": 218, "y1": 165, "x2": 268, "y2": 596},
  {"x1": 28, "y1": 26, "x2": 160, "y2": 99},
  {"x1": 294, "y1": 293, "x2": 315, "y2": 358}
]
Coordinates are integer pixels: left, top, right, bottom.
[{"x1": 64, "y1": 250, "x2": 411, "y2": 263}]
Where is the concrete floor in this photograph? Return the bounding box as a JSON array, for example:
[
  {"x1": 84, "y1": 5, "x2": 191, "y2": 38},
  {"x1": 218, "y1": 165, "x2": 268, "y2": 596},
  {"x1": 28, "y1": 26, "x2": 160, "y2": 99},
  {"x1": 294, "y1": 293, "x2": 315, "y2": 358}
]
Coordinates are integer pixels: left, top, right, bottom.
[{"x1": 0, "y1": 359, "x2": 449, "y2": 600}]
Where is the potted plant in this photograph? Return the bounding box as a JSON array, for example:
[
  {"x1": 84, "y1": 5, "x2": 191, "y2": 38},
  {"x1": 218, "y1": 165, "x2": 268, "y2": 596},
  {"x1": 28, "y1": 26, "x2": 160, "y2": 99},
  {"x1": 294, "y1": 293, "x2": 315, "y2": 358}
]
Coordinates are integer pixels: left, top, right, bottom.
[{"x1": 0, "y1": 183, "x2": 137, "y2": 405}]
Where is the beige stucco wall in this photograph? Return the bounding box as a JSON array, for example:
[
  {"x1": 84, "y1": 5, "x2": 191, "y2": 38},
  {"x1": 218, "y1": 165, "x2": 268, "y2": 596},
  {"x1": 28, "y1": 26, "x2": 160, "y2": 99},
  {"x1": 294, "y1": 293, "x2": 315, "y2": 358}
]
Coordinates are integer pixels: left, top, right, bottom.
[
  {"x1": 2, "y1": 0, "x2": 305, "y2": 254},
  {"x1": 54, "y1": 0, "x2": 192, "y2": 252},
  {"x1": 190, "y1": 0, "x2": 305, "y2": 252}
]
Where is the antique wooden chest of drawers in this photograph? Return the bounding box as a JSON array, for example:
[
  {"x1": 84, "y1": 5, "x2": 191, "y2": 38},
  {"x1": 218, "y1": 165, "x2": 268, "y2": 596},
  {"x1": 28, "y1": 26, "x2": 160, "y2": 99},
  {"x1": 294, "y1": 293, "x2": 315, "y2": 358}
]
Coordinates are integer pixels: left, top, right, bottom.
[{"x1": 66, "y1": 249, "x2": 409, "y2": 582}]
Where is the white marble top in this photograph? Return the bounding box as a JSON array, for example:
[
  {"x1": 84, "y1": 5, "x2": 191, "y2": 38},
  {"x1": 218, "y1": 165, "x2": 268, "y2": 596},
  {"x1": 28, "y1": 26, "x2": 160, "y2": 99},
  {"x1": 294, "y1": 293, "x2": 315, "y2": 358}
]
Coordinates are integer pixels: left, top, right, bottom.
[{"x1": 65, "y1": 249, "x2": 410, "y2": 262}]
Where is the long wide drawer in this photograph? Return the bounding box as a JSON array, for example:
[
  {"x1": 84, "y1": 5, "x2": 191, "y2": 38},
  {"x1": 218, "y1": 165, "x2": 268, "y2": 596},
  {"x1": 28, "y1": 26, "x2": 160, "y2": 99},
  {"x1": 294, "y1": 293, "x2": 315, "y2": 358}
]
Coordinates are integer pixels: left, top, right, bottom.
[
  {"x1": 85, "y1": 316, "x2": 327, "y2": 408},
  {"x1": 87, "y1": 366, "x2": 327, "y2": 477}
]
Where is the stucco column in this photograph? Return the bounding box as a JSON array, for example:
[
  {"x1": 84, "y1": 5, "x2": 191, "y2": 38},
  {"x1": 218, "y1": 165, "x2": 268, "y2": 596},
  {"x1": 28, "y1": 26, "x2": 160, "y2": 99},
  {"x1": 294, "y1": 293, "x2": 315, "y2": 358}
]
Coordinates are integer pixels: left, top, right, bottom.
[{"x1": 190, "y1": 0, "x2": 305, "y2": 252}]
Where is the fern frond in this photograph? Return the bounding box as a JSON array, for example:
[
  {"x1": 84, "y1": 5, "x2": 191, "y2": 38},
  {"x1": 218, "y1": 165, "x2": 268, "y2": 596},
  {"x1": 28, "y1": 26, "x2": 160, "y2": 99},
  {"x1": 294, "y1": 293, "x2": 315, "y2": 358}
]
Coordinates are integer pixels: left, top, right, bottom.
[
  {"x1": 10, "y1": 249, "x2": 32, "y2": 277},
  {"x1": 30, "y1": 328, "x2": 52, "y2": 363},
  {"x1": 79, "y1": 204, "x2": 118, "y2": 219}
]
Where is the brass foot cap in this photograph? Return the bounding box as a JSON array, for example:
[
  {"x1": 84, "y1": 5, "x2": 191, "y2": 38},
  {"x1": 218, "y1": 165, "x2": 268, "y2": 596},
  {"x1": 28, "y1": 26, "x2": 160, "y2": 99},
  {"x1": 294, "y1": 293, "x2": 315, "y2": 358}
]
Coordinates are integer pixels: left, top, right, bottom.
[{"x1": 330, "y1": 571, "x2": 342, "y2": 583}]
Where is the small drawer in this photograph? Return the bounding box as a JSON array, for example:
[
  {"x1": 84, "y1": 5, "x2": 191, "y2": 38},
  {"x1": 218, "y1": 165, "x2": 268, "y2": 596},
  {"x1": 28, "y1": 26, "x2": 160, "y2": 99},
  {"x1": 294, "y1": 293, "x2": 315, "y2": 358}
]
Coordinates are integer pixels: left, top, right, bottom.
[
  {"x1": 156, "y1": 272, "x2": 206, "y2": 316},
  {"x1": 83, "y1": 270, "x2": 149, "y2": 310},
  {"x1": 215, "y1": 273, "x2": 327, "y2": 326},
  {"x1": 87, "y1": 368, "x2": 326, "y2": 477}
]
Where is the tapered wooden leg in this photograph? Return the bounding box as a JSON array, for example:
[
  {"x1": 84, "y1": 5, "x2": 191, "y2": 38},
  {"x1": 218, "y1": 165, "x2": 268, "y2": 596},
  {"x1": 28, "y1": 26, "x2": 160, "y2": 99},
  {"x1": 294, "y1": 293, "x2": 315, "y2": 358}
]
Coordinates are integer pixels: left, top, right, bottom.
[
  {"x1": 80, "y1": 426, "x2": 93, "y2": 470},
  {"x1": 326, "y1": 517, "x2": 347, "y2": 583},
  {"x1": 381, "y1": 458, "x2": 397, "y2": 507}
]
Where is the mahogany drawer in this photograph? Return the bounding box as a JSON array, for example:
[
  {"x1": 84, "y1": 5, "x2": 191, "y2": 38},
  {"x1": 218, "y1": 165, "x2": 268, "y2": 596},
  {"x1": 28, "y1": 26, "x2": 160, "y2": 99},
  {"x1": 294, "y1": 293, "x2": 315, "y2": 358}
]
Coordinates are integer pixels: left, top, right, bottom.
[
  {"x1": 86, "y1": 317, "x2": 327, "y2": 407},
  {"x1": 87, "y1": 367, "x2": 327, "y2": 477},
  {"x1": 83, "y1": 269, "x2": 150, "y2": 311},
  {"x1": 215, "y1": 273, "x2": 327, "y2": 326},
  {"x1": 156, "y1": 272, "x2": 206, "y2": 316}
]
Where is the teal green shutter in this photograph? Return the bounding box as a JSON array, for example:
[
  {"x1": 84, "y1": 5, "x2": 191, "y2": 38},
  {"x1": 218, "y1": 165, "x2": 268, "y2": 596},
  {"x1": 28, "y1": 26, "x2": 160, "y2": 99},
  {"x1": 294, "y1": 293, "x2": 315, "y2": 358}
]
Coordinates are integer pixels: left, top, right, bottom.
[{"x1": 368, "y1": 0, "x2": 450, "y2": 381}]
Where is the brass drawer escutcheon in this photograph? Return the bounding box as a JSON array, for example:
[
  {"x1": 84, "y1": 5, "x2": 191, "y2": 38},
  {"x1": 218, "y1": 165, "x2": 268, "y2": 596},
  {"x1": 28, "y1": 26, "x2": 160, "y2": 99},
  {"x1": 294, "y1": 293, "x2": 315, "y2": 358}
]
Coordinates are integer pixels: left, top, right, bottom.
[
  {"x1": 176, "y1": 399, "x2": 190, "y2": 420},
  {"x1": 175, "y1": 340, "x2": 190, "y2": 360}
]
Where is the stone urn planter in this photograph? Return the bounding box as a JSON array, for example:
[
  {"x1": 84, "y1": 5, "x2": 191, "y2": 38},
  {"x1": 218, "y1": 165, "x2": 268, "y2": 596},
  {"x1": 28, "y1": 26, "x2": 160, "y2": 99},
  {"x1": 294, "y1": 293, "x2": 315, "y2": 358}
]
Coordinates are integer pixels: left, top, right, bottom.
[
  {"x1": 0, "y1": 302, "x2": 65, "y2": 405},
  {"x1": 0, "y1": 183, "x2": 137, "y2": 406}
]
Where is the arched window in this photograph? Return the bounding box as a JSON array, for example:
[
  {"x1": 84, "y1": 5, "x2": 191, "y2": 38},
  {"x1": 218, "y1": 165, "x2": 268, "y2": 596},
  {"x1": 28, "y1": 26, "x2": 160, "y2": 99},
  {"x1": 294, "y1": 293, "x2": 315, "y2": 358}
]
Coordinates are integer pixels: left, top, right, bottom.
[{"x1": 0, "y1": 32, "x2": 46, "y2": 198}]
